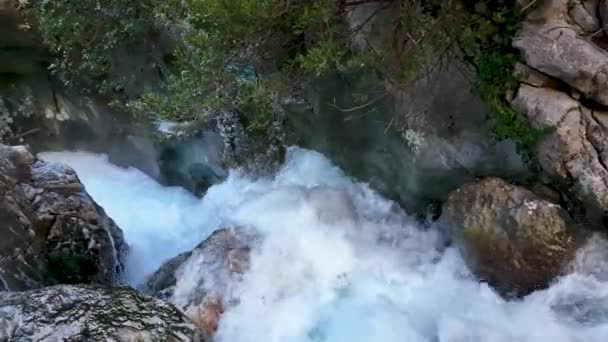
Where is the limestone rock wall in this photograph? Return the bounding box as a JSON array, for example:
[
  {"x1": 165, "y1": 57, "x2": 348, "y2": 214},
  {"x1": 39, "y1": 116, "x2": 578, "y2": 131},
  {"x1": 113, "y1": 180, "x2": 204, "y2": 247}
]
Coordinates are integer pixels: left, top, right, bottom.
[{"x1": 512, "y1": 0, "x2": 608, "y2": 228}]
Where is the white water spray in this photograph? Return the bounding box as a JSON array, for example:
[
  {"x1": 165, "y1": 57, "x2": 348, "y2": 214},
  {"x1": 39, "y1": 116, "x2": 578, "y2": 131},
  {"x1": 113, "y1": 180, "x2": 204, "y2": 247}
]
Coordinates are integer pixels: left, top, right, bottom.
[{"x1": 40, "y1": 148, "x2": 608, "y2": 342}]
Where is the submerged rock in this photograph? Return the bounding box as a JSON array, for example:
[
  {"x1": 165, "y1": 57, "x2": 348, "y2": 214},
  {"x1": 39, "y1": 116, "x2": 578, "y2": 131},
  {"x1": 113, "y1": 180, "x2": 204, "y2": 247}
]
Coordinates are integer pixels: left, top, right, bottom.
[
  {"x1": 144, "y1": 227, "x2": 252, "y2": 338},
  {"x1": 0, "y1": 285, "x2": 203, "y2": 341},
  {"x1": 440, "y1": 177, "x2": 585, "y2": 296},
  {"x1": 0, "y1": 144, "x2": 126, "y2": 290}
]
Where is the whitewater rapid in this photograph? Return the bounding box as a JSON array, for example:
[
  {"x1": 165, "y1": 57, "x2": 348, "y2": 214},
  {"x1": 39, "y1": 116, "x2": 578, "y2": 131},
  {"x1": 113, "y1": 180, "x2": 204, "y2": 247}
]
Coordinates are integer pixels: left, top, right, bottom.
[{"x1": 40, "y1": 148, "x2": 608, "y2": 342}]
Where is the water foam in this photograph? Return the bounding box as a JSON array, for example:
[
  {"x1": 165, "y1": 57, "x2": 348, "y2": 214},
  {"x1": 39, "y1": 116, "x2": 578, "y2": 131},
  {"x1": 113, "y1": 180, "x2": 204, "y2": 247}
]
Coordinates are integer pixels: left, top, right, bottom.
[{"x1": 40, "y1": 148, "x2": 608, "y2": 342}]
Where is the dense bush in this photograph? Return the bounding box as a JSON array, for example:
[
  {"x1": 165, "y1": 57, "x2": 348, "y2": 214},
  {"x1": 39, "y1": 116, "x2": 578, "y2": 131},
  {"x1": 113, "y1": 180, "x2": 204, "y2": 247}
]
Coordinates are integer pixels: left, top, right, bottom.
[
  {"x1": 33, "y1": 0, "x2": 182, "y2": 96},
  {"x1": 33, "y1": 0, "x2": 545, "y2": 164}
]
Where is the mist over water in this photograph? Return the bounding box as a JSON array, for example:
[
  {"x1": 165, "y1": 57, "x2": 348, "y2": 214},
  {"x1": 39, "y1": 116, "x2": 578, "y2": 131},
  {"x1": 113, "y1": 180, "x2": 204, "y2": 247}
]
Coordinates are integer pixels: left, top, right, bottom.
[{"x1": 40, "y1": 148, "x2": 608, "y2": 342}]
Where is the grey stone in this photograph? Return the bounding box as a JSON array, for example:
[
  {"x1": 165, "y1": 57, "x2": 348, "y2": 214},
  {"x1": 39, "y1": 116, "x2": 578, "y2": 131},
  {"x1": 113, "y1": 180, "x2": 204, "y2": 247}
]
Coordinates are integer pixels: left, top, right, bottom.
[
  {"x1": 512, "y1": 84, "x2": 608, "y2": 227},
  {"x1": 0, "y1": 144, "x2": 126, "y2": 291},
  {"x1": 0, "y1": 284, "x2": 204, "y2": 341},
  {"x1": 515, "y1": 0, "x2": 608, "y2": 106},
  {"x1": 569, "y1": 0, "x2": 601, "y2": 32}
]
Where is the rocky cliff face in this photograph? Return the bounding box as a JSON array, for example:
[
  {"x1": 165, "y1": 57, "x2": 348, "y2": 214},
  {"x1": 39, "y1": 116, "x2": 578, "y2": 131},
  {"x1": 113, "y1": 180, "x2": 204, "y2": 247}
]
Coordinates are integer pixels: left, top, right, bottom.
[
  {"x1": 0, "y1": 285, "x2": 204, "y2": 341},
  {"x1": 0, "y1": 0, "x2": 160, "y2": 178},
  {"x1": 286, "y1": 3, "x2": 529, "y2": 216},
  {"x1": 0, "y1": 144, "x2": 126, "y2": 291},
  {"x1": 512, "y1": 0, "x2": 608, "y2": 228}
]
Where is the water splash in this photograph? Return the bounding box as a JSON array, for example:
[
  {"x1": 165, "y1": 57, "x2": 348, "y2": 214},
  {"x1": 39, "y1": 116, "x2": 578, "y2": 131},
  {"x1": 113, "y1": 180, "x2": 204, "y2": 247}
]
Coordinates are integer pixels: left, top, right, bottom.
[{"x1": 40, "y1": 148, "x2": 608, "y2": 342}]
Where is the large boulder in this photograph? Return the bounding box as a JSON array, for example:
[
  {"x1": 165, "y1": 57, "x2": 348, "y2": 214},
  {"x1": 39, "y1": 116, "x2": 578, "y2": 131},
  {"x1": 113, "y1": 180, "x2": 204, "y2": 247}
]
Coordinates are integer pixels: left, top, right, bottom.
[
  {"x1": 144, "y1": 227, "x2": 252, "y2": 338},
  {"x1": 0, "y1": 144, "x2": 126, "y2": 290},
  {"x1": 0, "y1": 285, "x2": 204, "y2": 341},
  {"x1": 440, "y1": 177, "x2": 585, "y2": 296}
]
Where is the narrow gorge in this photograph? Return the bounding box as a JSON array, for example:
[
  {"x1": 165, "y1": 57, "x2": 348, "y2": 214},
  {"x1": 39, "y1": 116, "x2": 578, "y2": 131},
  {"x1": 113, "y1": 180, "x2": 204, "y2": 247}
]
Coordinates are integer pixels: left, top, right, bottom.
[{"x1": 2, "y1": 0, "x2": 608, "y2": 341}]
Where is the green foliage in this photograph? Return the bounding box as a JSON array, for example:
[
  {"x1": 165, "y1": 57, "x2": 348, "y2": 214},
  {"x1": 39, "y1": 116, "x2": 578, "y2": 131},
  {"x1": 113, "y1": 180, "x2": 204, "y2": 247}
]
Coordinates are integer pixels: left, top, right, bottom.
[
  {"x1": 475, "y1": 51, "x2": 546, "y2": 166},
  {"x1": 297, "y1": 40, "x2": 345, "y2": 76},
  {"x1": 127, "y1": 0, "x2": 355, "y2": 128},
  {"x1": 33, "y1": 0, "x2": 545, "y2": 168},
  {"x1": 452, "y1": 1, "x2": 548, "y2": 168},
  {"x1": 32, "y1": 0, "x2": 182, "y2": 96},
  {"x1": 238, "y1": 82, "x2": 274, "y2": 133},
  {"x1": 391, "y1": 0, "x2": 451, "y2": 85}
]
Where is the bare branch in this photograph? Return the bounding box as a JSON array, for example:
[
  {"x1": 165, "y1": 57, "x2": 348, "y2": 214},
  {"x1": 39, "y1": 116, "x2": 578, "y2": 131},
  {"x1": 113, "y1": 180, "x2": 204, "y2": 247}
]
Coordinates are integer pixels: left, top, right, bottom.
[{"x1": 328, "y1": 93, "x2": 387, "y2": 113}]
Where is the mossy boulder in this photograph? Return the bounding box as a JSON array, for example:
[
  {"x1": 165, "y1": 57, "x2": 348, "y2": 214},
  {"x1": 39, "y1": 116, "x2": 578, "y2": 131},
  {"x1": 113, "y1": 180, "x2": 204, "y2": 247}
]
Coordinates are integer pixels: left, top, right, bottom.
[{"x1": 440, "y1": 177, "x2": 585, "y2": 296}]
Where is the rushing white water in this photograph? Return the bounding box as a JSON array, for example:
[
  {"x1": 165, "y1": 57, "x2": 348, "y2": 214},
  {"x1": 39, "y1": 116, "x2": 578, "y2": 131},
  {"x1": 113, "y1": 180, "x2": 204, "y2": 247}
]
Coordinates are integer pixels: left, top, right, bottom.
[{"x1": 40, "y1": 148, "x2": 608, "y2": 342}]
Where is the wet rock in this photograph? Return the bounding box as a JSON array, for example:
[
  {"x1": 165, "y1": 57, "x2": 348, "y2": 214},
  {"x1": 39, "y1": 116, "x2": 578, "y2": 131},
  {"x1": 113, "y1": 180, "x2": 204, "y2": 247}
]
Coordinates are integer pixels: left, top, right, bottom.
[
  {"x1": 144, "y1": 250, "x2": 193, "y2": 300},
  {"x1": 440, "y1": 177, "x2": 585, "y2": 296},
  {"x1": 144, "y1": 227, "x2": 252, "y2": 338},
  {"x1": 157, "y1": 125, "x2": 226, "y2": 196},
  {"x1": 0, "y1": 144, "x2": 126, "y2": 290},
  {"x1": 0, "y1": 284, "x2": 204, "y2": 341}
]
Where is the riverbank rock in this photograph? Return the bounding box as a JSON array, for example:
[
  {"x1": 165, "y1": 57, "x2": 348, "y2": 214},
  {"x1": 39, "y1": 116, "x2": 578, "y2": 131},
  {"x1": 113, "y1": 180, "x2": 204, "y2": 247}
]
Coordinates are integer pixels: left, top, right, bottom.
[
  {"x1": 0, "y1": 144, "x2": 126, "y2": 290},
  {"x1": 512, "y1": 84, "x2": 608, "y2": 227},
  {"x1": 0, "y1": 285, "x2": 203, "y2": 341},
  {"x1": 144, "y1": 227, "x2": 252, "y2": 338},
  {"x1": 515, "y1": 0, "x2": 608, "y2": 105},
  {"x1": 440, "y1": 177, "x2": 585, "y2": 296},
  {"x1": 511, "y1": 0, "x2": 608, "y2": 228}
]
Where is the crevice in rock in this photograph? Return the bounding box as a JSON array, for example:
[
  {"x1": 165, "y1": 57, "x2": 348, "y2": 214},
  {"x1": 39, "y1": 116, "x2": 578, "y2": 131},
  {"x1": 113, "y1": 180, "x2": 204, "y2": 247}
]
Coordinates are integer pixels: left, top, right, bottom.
[
  {"x1": 553, "y1": 105, "x2": 579, "y2": 130},
  {"x1": 516, "y1": 64, "x2": 572, "y2": 96},
  {"x1": 579, "y1": 94, "x2": 608, "y2": 111},
  {"x1": 585, "y1": 110, "x2": 608, "y2": 174},
  {"x1": 50, "y1": 84, "x2": 60, "y2": 116}
]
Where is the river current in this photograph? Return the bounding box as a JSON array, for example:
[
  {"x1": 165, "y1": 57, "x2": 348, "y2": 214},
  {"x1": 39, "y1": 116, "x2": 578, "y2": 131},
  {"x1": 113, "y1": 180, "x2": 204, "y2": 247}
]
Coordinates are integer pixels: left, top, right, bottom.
[{"x1": 40, "y1": 148, "x2": 608, "y2": 342}]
